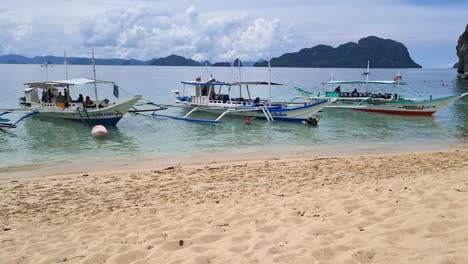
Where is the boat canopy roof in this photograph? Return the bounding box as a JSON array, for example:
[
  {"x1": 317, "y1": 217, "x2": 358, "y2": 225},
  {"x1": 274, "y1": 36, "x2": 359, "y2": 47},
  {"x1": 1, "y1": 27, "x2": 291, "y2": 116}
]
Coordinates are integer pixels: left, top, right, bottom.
[
  {"x1": 181, "y1": 80, "x2": 283, "y2": 86},
  {"x1": 24, "y1": 78, "x2": 115, "y2": 88},
  {"x1": 181, "y1": 81, "x2": 232, "y2": 86},
  {"x1": 322, "y1": 80, "x2": 406, "y2": 85},
  {"x1": 231, "y1": 81, "x2": 283, "y2": 86}
]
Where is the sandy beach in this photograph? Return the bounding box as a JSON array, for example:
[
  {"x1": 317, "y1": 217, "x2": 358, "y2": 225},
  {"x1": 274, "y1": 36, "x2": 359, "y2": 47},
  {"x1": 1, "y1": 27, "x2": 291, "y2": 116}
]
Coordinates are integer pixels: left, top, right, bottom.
[{"x1": 1, "y1": 150, "x2": 468, "y2": 264}]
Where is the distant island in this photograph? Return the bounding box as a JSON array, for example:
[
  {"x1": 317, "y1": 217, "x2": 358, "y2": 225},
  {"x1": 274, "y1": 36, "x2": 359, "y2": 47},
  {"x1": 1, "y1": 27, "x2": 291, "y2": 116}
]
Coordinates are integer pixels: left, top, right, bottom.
[
  {"x1": 212, "y1": 62, "x2": 231, "y2": 67},
  {"x1": 0, "y1": 54, "x2": 256, "y2": 67},
  {"x1": 0, "y1": 54, "x2": 147, "y2": 66},
  {"x1": 146, "y1": 55, "x2": 201, "y2": 66},
  {"x1": 0, "y1": 36, "x2": 421, "y2": 68},
  {"x1": 254, "y1": 36, "x2": 421, "y2": 68}
]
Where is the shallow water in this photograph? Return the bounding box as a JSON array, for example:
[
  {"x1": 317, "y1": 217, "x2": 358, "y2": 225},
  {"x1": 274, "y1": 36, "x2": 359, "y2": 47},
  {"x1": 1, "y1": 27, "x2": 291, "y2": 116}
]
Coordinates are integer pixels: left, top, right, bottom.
[{"x1": 0, "y1": 64, "x2": 467, "y2": 167}]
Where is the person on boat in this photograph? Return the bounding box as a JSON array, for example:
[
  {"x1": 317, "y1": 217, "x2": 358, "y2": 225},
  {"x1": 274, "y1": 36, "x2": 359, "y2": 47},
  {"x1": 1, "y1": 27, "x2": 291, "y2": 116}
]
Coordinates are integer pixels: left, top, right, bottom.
[
  {"x1": 209, "y1": 90, "x2": 216, "y2": 100},
  {"x1": 56, "y1": 92, "x2": 65, "y2": 103},
  {"x1": 64, "y1": 88, "x2": 72, "y2": 101},
  {"x1": 41, "y1": 90, "x2": 48, "y2": 103},
  {"x1": 352, "y1": 88, "x2": 358, "y2": 97},
  {"x1": 47, "y1": 88, "x2": 54, "y2": 102},
  {"x1": 64, "y1": 88, "x2": 71, "y2": 107},
  {"x1": 98, "y1": 99, "x2": 110, "y2": 108},
  {"x1": 253, "y1": 97, "x2": 260, "y2": 104},
  {"x1": 77, "y1": 94, "x2": 84, "y2": 103},
  {"x1": 85, "y1": 96, "x2": 94, "y2": 108},
  {"x1": 334, "y1": 86, "x2": 341, "y2": 92},
  {"x1": 201, "y1": 86, "x2": 208, "y2": 96}
]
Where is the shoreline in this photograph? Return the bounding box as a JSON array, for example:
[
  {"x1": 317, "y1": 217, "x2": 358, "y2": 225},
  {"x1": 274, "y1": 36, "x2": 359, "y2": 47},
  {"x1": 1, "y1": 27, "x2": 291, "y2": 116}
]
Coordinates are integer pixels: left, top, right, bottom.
[{"x1": 1, "y1": 141, "x2": 467, "y2": 180}]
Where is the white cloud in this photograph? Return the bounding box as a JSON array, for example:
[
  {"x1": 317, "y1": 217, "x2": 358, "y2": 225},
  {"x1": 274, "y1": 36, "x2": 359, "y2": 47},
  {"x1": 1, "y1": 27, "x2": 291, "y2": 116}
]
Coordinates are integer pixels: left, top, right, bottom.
[
  {"x1": 72, "y1": 3, "x2": 287, "y2": 61},
  {"x1": 221, "y1": 18, "x2": 287, "y2": 60},
  {"x1": 0, "y1": 0, "x2": 466, "y2": 66},
  {"x1": 186, "y1": 6, "x2": 198, "y2": 23}
]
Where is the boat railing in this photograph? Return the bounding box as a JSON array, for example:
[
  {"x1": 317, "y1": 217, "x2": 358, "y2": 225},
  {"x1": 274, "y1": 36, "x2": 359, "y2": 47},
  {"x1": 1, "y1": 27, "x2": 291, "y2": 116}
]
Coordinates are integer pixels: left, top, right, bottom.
[
  {"x1": 191, "y1": 96, "x2": 209, "y2": 104},
  {"x1": 207, "y1": 100, "x2": 254, "y2": 106},
  {"x1": 38, "y1": 102, "x2": 84, "y2": 109}
]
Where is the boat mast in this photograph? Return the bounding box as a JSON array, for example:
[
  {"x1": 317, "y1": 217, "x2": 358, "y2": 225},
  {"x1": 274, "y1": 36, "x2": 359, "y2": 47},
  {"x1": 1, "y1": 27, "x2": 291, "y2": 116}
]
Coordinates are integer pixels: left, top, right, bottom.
[
  {"x1": 92, "y1": 50, "x2": 98, "y2": 104},
  {"x1": 238, "y1": 57, "x2": 242, "y2": 98},
  {"x1": 64, "y1": 50, "x2": 69, "y2": 79},
  {"x1": 396, "y1": 71, "x2": 400, "y2": 101},
  {"x1": 41, "y1": 56, "x2": 52, "y2": 82},
  {"x1": 268, "y1": 60, "x2": 272, "y2": 101},
  {"x1": 366, "y1": 60, "x2": 370, "y2": 93},
  {"x1": 64, "y1": 51, "x2": 70, "y2": 106}
]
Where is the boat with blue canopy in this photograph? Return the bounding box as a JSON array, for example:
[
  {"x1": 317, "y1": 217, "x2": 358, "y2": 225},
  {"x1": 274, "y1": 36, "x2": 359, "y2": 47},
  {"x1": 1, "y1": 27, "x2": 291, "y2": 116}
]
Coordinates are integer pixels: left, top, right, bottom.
[{"x1": 153, "y1": 77, "x2": 335, "y2": 124}]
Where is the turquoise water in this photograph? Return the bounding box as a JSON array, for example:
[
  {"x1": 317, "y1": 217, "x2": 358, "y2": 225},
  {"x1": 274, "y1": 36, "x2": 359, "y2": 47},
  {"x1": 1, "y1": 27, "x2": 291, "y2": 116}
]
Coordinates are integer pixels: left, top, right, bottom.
[{"x1": 0, "y1": 65, "x2": 467, "y2": 167}]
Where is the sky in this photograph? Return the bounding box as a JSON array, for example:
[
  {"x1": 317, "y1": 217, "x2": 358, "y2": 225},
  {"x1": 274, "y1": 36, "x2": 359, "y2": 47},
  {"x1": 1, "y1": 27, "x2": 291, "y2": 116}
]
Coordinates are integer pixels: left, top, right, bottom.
[{"x1": 0, "y1": 0, "x2": 466, "y2": 68}]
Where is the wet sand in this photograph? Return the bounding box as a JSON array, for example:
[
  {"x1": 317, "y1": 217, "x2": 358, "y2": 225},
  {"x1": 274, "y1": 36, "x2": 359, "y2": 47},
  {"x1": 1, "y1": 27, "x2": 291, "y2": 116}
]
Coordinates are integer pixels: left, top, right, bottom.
[{"x1": 1, "y1": 150, "x2": 468, "y2": 263}]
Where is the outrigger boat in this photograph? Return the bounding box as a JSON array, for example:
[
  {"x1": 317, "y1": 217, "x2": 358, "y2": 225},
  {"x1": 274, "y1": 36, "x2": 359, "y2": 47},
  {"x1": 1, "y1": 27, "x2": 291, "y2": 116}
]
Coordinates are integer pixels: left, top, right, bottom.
[
  {"x1": 1, "y1": 52, "x2": 141, "y2": 125},
  {"x1": 153, "y1": 77, "x2": 335, "y2": 124},
  {"x1": 10, "y1": 78, "x2": 142, "y2": 125},
  {"x1": 294, "y1": 63, "x2": 468, "y2": 116}
]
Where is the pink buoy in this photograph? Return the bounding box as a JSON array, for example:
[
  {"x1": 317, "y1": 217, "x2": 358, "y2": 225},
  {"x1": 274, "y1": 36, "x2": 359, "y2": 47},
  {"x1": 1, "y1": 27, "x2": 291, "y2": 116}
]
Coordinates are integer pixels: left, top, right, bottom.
[{"x1": 91, "y1": 125, "x2": 108, "y2": 138}]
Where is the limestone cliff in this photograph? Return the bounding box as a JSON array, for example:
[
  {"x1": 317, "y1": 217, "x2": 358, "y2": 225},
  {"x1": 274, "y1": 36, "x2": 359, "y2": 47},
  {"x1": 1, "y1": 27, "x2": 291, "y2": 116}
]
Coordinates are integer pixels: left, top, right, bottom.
[
  {"x1": 254, "y1": 36, "x2": 421, "y2": 68},
  {"x1": 456, "y1": 24, "x2": 468, "y2": 78}
]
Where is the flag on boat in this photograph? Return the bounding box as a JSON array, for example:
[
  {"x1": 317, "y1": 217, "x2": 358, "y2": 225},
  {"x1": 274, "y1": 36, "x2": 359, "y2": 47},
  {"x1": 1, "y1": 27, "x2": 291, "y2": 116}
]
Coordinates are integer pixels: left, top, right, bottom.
[
  {"x1": 393, "y1": 74, "x2": 402, "y2": 81},
  {"x1": 362, "y1": 72, "x2": 369, "y2": 76},
  {"x1": 113, "y1": 84, "x2": 119, "y2": 98}
]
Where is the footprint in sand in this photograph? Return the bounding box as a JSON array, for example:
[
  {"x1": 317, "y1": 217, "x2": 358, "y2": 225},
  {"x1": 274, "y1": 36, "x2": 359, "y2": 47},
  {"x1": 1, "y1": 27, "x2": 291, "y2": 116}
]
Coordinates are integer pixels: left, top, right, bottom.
[
  {"x1": 273, "y1": 254, "x2": 317, "y2": 263},
  {"x1": 80, "y1": 253, "x2": 110, "y2": 264},
  {"x1": 160, "y1": 240, "x2": 187, "y2": 251},
  {"x1": 229, "y1": 244, "x2": 249, "y2": 253},
  {"x1": 352, "y1": 248, "x2": 378, "y2": 264},
  {"x1": 427, "y1": 220, "x2": 460, "y2": 234},
  {"x1": 196, "y1": 233, "x2": 224, "y2": 243},
  {"x1": 106, "y1": 249, "x2": 148, "y2": 264},
  {"x1": 256, "y1": 225, "x2": 279, "y2": 233},
  {"x1": 192, "y1": 255, "x2": 217, "y2": 264},
  {"x1": 312, "y1": 246, "x2": 336, "y2": 261}
]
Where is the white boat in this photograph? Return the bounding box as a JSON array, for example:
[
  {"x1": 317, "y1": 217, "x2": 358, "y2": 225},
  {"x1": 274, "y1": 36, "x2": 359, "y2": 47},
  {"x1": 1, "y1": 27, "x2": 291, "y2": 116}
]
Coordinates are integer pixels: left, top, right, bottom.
[
  {"x1": 2, "y1": 52, "x2": 141, "y2": 125},
  {"x1": 9, "y1": 78, "x2": 142, "y2": 125},
  {"x1": 296, "y1": 81, "x2": 467, "y2": 116},
  {"x1": 154, "y1": 78, "x2": 335, "y2": 124},
  {"x1": 294, "y1": 63, "x2": 468, "y2": 116}
]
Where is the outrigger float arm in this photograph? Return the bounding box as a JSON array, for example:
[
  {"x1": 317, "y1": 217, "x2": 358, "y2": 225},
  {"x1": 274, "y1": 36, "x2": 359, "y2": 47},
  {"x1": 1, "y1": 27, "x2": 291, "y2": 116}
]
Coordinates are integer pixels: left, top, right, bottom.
[
  {"x1": 151, "y1": 105, "x2": 275, "y2": 124},
  {"x1": 0, "y1": 111, "x2": 11, "y2": 117},
  {"x1": 0, "y1": 111, "x2": 38, "y2": 129},
  {"x1": 129, "y1": 100, "x2": 168, "y2": 113}
]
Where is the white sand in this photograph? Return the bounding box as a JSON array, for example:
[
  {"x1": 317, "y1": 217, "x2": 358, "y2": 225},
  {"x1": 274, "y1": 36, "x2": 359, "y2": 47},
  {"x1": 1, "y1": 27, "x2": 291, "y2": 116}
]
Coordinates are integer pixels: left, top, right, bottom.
[{"x1": 1, "y1": 150, "x2": 468, "y2": 263}]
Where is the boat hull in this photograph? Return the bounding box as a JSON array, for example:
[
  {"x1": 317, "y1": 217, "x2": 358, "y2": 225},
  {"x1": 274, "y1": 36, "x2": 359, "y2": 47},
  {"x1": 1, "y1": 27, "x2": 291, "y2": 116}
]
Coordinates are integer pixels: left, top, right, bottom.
[
  {"x1": 178, "y1": 99, "x2": 332, "y2": 122},
  {"x1": 29, "y1": 96, "x2": 141, "y2": 125},
  {"x1": 304, "y1": 93, "x2": 468, "y2": 116},
  {"x1": 352, "y1": 108, "x2": 435, "y2": 116}
]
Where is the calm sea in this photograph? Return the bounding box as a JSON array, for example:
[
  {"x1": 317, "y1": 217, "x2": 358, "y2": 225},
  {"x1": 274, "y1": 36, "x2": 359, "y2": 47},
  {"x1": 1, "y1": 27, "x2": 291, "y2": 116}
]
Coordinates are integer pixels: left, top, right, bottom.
[{"x1": 0, "y1": 64, "x2": 467, "y2": 168}]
